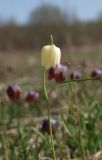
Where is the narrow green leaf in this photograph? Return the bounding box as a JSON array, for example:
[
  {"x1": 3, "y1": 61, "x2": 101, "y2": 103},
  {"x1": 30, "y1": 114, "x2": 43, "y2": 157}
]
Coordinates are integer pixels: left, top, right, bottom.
[{"x1": 58, "y1": 77, "x2": 97, "y2": 86}]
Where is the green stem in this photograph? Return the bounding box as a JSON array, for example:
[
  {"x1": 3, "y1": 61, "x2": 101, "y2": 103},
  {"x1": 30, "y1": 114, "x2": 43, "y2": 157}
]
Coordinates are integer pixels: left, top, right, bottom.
[
  {"x1": 43, "y1": 67, "x2": 57, "y2": 160},
  {"x1": 49, "y1": 34, "x2": 53, "y2": 45},
  {"x1": 62, "y1": 61, "x2": 86, "y2": 159},
  {"x1": 74, "y1": 83, "x2": 85, "y2": 159},
  {"x1": 76, "y1": 104, "x2": 85, "y2": 159}
]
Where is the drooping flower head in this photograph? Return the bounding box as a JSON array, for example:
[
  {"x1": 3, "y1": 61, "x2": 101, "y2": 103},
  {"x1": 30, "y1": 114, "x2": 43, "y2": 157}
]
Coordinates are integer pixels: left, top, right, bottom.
[
  {"x1": 6, "y1": 84, "x2": 21, "y2": 101},
  {"x1": 25, "y1": 91, "x2": 40, "y2": 104},
  {"x1": 41, "y1": 117, "x2": 57, "y2": 135},
  {"x1": 91, "y1": 68, "x2": 102, "y2": 80},
  {"x1": 70, "y1": 71, "x2": 82, "y2": 80},
  {"x1": 41, "y1": 36, "x2": 61, "y2": 69}
]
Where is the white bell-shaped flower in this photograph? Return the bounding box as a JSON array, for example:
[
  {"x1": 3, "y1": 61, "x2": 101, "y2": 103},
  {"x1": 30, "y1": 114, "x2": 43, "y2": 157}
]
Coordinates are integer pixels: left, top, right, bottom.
[{"x1": 41, "y1": 44, "x2": 61, "y2": 69}]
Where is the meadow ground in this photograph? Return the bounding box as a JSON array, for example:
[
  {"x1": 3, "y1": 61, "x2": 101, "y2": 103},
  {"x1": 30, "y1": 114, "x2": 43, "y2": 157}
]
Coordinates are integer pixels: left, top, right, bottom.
[{"x1": 0, "y1": 50, "x2": 102, "y2": 160}]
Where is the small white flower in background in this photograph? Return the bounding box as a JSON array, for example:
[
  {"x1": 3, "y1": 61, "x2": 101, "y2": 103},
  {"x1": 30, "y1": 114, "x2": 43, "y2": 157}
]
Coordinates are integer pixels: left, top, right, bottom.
[{"x1": 41, "y1": 44, "x2": 61, "y2": 70}]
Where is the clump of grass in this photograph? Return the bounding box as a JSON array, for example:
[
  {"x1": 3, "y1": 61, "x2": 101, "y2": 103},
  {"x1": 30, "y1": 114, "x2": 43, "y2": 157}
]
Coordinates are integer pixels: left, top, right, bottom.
[{"x1": 0, "y1": 38, "x2": 102, "y2": 159}]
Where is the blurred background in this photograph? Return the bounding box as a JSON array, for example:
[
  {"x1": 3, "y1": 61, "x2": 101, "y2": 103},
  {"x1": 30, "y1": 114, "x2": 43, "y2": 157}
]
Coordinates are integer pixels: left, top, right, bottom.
[
  {"x1": 0, "y1": 0, "x2": 102, "y2": 83},
  {"x1": 0, "y1": 0, "x2": 102, "y2": 51}
]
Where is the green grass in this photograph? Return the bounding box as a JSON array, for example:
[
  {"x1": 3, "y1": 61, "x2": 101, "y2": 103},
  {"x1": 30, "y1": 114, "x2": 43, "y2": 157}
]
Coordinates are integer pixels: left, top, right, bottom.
[{"x1": 0, "y1": 51, "x2": 102, "y2": 159}]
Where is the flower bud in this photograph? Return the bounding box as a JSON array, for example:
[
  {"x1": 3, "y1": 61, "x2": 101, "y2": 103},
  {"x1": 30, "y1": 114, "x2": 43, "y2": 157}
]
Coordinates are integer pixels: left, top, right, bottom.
[{"x1": 41, "y1": 44, "x2": 61, "y2": 69}]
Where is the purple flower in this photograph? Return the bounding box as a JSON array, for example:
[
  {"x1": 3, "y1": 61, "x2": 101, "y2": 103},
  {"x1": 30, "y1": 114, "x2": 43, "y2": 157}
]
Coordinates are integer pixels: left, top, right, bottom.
[
  {"x1": 70, "y1": 71, "x2": 82, "y2": 80},
  {"x1": 41, "y1": 118, "x2": 57, "y2": 135},
  {"x1": 48, "y1": 67, "x2": 55, "y2": 80},
  {"x1": 48, "y1": 64, "x2": 68, "y2": 83},
  {"x1": 91, "y1": 68, "x2": 102, "y2": 80},
  {"x1": 6, "y1": 84, "x2": 21, "y2": 101},
  {"x1": 25, "y1": 91, "x2": 39, "y2": 104}
]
